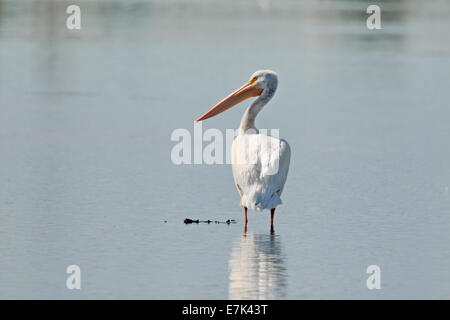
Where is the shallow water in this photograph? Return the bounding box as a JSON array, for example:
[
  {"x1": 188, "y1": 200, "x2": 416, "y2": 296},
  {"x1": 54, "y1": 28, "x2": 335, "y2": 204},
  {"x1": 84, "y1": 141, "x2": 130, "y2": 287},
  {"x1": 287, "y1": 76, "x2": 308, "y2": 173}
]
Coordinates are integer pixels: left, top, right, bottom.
[{"x1": 0, "y1": 0, "x2": 449, "y2": 299}]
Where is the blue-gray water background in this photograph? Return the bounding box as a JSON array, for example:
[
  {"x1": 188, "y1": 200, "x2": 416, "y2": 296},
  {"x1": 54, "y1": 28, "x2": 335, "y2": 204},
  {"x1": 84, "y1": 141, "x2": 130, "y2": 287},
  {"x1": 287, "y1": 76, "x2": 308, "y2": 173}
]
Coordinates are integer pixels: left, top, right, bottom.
[{"x1": 0, "y1": 0, "x2": 449, "y2": 299}]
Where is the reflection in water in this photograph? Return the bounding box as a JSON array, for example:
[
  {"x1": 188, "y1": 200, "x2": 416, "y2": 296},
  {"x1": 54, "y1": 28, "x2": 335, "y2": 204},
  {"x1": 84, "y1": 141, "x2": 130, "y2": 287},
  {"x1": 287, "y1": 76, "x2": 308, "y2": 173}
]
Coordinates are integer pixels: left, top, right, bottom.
[{"x1": 228, "y1": 232, "x2": 287, "y2": 299}]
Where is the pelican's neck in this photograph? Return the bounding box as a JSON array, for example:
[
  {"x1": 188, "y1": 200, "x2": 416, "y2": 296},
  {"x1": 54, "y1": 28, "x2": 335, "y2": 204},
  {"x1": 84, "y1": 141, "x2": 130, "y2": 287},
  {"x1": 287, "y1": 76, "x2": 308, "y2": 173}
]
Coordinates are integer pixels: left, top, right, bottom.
[{"x1": 239, "y1": 86, "x2": 276, "y2": 134}]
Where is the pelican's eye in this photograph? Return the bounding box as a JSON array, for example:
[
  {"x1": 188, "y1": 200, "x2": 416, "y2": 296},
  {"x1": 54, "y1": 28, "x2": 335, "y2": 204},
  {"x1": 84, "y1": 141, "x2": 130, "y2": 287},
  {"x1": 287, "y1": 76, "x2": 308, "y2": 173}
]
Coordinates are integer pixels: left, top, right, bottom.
[{"x1": 248, "y1": 76, "x2": 258, "y2": 85}]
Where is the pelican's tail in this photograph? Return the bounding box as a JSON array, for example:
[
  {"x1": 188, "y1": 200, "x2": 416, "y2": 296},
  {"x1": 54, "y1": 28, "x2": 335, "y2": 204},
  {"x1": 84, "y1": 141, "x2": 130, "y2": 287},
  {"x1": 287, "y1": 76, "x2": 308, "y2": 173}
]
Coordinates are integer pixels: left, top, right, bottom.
[{"x1": 240, "y1": 191, "x2": 282, "y2": 211}]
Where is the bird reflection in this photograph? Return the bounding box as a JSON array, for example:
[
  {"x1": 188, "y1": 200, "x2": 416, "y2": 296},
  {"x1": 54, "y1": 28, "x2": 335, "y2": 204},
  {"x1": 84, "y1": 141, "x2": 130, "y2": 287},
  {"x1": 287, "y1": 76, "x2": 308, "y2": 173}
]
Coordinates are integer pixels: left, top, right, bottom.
[{"x1": 228, "y1": 230, "x2": 287, "y2": 299}]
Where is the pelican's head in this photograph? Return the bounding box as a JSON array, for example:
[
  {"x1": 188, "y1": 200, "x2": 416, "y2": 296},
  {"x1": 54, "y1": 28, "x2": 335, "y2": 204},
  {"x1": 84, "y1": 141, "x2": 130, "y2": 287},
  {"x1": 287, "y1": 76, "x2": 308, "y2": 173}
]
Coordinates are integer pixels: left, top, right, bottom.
[
  {"x1": 249, "y1": 70, "x2": 278, "y2": 92},
  {"x1": 196, "y1": 70, "x2": 278, "y2": 122}
]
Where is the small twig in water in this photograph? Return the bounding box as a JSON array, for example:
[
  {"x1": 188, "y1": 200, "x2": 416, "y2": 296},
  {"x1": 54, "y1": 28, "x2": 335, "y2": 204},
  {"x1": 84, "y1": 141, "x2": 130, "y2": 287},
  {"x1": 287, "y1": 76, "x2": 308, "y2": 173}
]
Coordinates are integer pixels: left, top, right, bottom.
[{"x1": 184, "y1": 218, "x2": 236, "y2": 225}]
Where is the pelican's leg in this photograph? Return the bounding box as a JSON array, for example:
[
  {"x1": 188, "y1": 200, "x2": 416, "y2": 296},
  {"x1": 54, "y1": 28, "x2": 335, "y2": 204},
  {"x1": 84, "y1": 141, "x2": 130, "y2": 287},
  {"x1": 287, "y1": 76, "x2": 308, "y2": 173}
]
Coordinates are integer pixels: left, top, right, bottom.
[
  {"x1": 244, "y1": 207, "x2": 248, "y2": 224},
  {"x1": 243, "y1": 207, "x2": 248, "y2": 234},
  {"x1": 270, "y1": 208, "x2": 275, "y2": 232}
]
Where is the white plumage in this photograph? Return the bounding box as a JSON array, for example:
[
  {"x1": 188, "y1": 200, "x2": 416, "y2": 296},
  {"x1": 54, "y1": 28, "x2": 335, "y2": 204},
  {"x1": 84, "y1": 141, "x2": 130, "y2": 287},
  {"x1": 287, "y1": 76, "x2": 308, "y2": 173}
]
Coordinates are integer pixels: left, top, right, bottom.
[{"x1": 232, "y1": 134, "x2": 290, "y2": 211}]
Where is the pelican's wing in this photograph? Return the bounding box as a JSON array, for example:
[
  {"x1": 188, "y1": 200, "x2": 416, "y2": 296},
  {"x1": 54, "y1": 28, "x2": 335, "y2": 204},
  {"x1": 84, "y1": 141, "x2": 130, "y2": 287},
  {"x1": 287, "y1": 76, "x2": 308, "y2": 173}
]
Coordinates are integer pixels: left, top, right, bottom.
[{"x1": 231, "y1": 134, "x2": 290, "y2": 211}]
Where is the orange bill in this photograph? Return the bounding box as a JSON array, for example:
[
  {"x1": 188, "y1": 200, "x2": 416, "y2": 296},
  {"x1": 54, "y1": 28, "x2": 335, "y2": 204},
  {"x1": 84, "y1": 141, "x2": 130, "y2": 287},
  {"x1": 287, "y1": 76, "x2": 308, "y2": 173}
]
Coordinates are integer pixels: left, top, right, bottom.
[{"x1": 196, "y1": 82, "x2": 263, "y2": 121}]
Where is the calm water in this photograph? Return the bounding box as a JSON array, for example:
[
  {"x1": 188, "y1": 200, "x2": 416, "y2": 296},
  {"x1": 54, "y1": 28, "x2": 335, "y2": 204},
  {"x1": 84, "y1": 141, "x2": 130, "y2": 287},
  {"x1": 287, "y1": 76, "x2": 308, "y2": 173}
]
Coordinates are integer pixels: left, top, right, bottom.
[{"x1": 0, "y1": 0, "x2": 449, "y2": 299}]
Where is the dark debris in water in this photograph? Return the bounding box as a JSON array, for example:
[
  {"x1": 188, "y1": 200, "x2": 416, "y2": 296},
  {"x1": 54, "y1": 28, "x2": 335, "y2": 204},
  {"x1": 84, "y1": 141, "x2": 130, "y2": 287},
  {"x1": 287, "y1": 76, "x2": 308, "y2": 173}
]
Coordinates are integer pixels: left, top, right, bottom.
[{"x1": 184, "y1": 218, "x2": 237, "y2": 225}]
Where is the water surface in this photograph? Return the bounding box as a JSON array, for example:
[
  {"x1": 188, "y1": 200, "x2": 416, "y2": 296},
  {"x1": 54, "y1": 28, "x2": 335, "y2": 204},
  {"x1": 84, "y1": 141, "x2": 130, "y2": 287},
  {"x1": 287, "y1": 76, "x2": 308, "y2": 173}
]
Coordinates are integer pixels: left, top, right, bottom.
[{"x1": 0, "y1": 0, "x2": 449, "y2": 299}]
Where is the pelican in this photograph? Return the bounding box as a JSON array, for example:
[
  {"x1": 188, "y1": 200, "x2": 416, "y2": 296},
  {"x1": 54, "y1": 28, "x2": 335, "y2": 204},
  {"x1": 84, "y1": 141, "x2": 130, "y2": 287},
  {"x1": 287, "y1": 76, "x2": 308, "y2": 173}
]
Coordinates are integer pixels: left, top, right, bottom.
[{"x1": 196, "y1": 70, "x2": 290, "y2": 230}]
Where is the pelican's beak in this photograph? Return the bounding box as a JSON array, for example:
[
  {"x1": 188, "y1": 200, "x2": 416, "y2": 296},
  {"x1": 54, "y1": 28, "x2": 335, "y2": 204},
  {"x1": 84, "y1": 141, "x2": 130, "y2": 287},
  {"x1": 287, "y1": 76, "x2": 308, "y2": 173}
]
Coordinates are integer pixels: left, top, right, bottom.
[{"x1": 196, "y1": 80, "x2": 263, "y2": 122}]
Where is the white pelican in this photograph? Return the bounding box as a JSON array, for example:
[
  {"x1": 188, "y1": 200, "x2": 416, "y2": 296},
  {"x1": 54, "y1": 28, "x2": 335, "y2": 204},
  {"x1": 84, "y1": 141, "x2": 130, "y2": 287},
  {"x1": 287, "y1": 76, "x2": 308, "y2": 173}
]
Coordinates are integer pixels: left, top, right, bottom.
[{"x1": 196, "y1": 70, "x2": 290, "y2": 229}]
